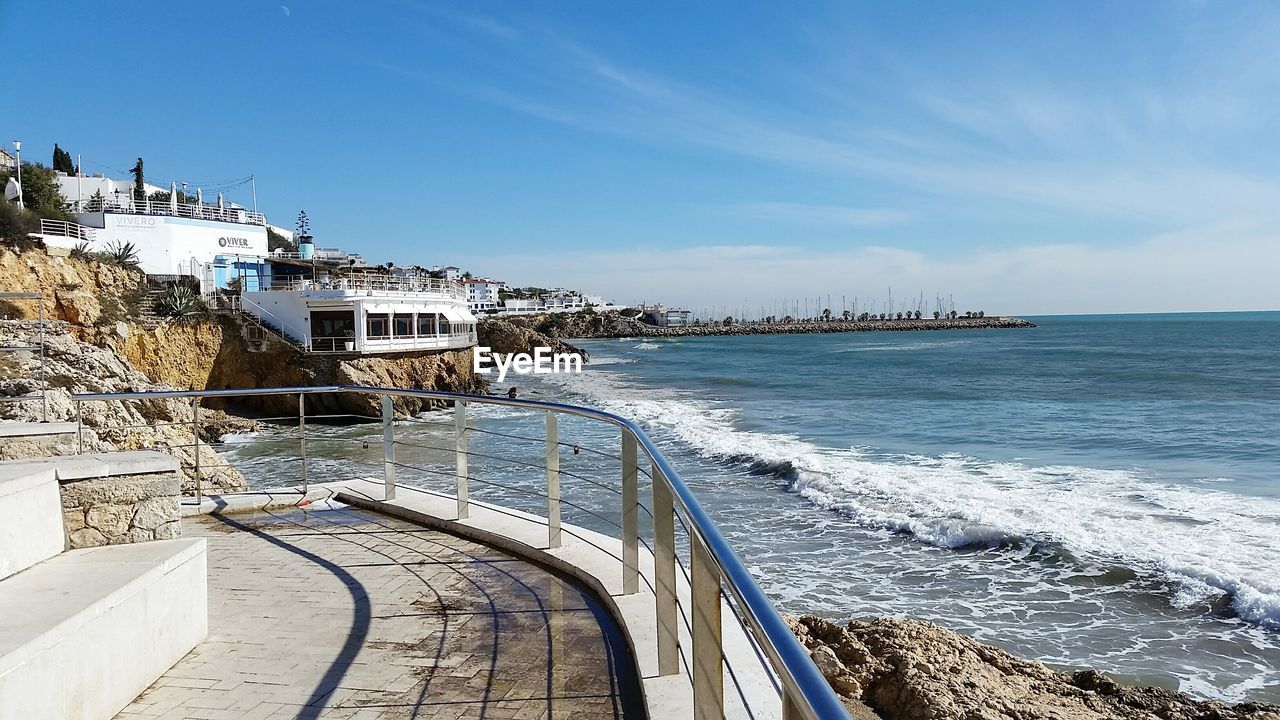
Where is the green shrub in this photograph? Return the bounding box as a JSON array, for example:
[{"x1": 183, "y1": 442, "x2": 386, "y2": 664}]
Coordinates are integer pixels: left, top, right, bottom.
[
  {"x1": 156, "y1": 285, "x2": 208, "y2": 323},
  {"x1": 0, "y1": 199, "x2": 40, "y2": 244},
  {"x1": 97, "y1": 240, "x2": 140, "y2": 268}
]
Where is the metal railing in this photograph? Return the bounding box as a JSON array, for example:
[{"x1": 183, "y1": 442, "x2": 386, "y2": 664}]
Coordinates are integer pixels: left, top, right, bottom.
[
  {"x1": 232, "y1": 295, "x2": 309, "y2": 349},
  {"x1": 37, "y1": 219, "x2": 97, "y2": 242},
  {"x1": 0, "y1": 296, "x2": 48, "y2": 421},
  {"x1": 85, "y1": 196, "x2": 267, "y2": 226},
  {"x1": 68, "y1": 386, "x2": 848, "y2": 720},
  {"x1": 263, "y1": 275, "x2": 468, "y2": 301}
]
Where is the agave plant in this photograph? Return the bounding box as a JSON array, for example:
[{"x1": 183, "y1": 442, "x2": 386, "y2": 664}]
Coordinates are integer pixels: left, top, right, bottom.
[
  {"x1": 157, "y1": 285, "x2": 207, "y2": 323},
  {"x1": 70, "y1": 242, "x2": 93, "y2": 260},
  {"x1": 99, "y1": 241, "x2": 141, "y2": 268}
]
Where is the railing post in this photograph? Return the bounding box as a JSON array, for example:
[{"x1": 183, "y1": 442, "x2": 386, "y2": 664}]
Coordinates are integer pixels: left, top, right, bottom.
[
  {"x1": 298, "y1": 393, "x2": 308, "y2": 494},
  {"x1": 382, "y1": 395, "x2": 396, "y2": 501},
  {"x1": 691, "y1": 534, "x2": 724, "y2": 720},
  {"x1": 455, "y1": 400, "x2": 469, "y2": 519},
  {"x1": 546, "y1": 411, "x2": 561, "y2": 548},
  {"x1": 75, "y1": 400, "x2": 83, "y2": 455},
  {"x1": 782, "y1": 692, "x2": 803, "y2": 720},
  {"x1": 192, "y1": 398, "x2": 203, "y2": 506},
  {"x1": 621, "y1": 428, "x2": 639, "y2": 594},
  {"x1": 651, "y1": 462, "x2": 679, "y2": 676}
]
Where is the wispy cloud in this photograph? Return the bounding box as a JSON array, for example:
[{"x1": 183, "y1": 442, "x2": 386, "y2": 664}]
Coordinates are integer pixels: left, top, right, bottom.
[
  {"x1": 721, "y1": 202, "x2": 910, "y2": 227},
  {"x1": 457, "y1": 222, "x2": 1280, "y2": 316}
]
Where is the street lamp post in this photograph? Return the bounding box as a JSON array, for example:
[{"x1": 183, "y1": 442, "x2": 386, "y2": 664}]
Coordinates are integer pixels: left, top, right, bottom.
[{"x1": 11, "y1": 140, "x2": 23, "y2": 210}]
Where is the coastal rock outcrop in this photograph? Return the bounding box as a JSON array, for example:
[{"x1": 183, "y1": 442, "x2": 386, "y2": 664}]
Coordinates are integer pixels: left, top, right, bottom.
[
  {"x1": 477, "y1": 318, "x2": 590, "y2": 360},
  {"x1": 0, "y1": 320, "x2": 248, "y2": 494},
  {"x1": 788, "y1": 615, "x2": 1280, "y2": 720}
]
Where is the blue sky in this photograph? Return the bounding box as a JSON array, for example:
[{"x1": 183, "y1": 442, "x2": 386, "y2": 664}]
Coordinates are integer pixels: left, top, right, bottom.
[{"x1": 3, "y1": 1, "x2": 1278, "y2": 314}]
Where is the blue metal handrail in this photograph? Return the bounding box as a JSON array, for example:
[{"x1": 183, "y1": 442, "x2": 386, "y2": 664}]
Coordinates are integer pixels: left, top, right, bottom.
[{"x1": 71, "y1": 385, "x2": 848, "y2": 720}]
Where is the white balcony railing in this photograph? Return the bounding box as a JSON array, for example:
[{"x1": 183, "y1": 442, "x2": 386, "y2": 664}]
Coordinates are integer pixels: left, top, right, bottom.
[
  {"x1": 83, "y1": 196, "x2": 267, "y2": 226},
  {"x1": 267, "y1": 275, "x2": 468, "y2": 301},
  {"x1": 38, "y1": 219, "x2": 97, "y2": 242}
]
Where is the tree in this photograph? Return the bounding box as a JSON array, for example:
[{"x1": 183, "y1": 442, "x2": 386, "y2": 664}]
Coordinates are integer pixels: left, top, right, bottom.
[
  {"x1": 52, "y1": 144, "x2": 75, "y2": 174},
  {"x1": 1, "y1": 162, "x2": 71, "y2": 220},
  {"x1": 86, "y1": 189, "x2": 105, "y2": 212},
  {"x1": 722, "y1": 316, "x2": 734, "y2": 327},
  {"x1": 130, "y1": 157, "x2": 145, "y2": 201}
]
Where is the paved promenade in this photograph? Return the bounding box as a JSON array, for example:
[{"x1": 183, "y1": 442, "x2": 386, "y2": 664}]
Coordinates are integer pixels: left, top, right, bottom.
[{"x1": 114, "y1": 505, "x2": 644, "y2": 719}]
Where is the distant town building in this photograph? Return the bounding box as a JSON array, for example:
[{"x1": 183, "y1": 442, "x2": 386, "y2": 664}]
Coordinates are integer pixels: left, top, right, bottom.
[
  {"x1": 460, "y1": 278, "x2": 504, "y2": 313},
  {"x1": 0, "y1": 149, "x2": 15, "y2": 173},
  {"x1": 640, "y1": 304, "x2": 692, "y2": 327}
]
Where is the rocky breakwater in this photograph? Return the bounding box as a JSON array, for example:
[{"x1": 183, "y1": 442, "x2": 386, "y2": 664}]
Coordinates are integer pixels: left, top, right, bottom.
[
  {"x1": 640, "y1": 316, "x2": 1035, "y2": 337},
  {"x1": 495, "y1": 311, "x2": 1035, "y2": 340},
  {"x1": 0, "y1": 320, "x2": 248, "y2": 494},
  {"x1": 789, "y1": 615, "x2": 1280, "y2": 720}
]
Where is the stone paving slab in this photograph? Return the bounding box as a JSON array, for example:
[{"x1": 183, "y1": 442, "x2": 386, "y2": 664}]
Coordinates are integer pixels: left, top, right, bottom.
[{"x1": 114, "y1": 505, "x2": 645, "y2": 719}]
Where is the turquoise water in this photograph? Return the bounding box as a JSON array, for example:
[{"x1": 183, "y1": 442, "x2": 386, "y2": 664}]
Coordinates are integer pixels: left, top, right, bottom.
[{"x1": 223, "y1": 312, "x2": 1280, "y2": 702}]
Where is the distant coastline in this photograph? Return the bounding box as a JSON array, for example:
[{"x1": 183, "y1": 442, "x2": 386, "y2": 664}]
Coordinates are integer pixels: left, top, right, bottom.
[
  {"x1": 490, "y1": 311, "x2": 1035, "y2": 341},
  {"x1": 606, "y1": 315, "x2": 1036, "y2": 338}
]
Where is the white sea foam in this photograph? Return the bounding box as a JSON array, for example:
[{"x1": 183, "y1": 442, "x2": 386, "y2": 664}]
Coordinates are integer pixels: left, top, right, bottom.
[
  {"x1": 546, "y1": 366, "x2": 1280, "y2": 629},
  {"x1": 633, "y1": 342, "x2": 663, "y2": 350}
]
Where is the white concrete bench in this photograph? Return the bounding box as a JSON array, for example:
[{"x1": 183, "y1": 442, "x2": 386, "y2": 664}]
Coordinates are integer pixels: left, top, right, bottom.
[
  {"x1": 0, "y1": 464, "x2": 63, "y2": 580},
  {"x1": 0, "y1": 421, "x2": 78, "y2": 438},
  {"x1": 0, "y1": 538, "x2": 208, "y2": 720}
]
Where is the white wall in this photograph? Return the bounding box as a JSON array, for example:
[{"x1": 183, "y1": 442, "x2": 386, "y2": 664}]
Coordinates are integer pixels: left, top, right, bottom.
[
  {"x1": 241, "y1": 291, "x2": 313, "y2": 343},
  {"x1": 87, "y1": 213, "x2": 269, "y2": 277},
  {"x1": 0, "y1": 468, "x2": 64, "y2": 580}
]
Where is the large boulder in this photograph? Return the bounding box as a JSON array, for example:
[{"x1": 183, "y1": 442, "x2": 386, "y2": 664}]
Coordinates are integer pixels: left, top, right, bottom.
[{"x1": 787, "y1": 615, "x2": 1280, "y2": 720}]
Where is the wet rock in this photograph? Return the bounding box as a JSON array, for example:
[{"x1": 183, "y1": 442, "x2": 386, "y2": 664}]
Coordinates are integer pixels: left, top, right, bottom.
[{"x1": 787, "y1": 615, "x2": 1280, "y2": 720}]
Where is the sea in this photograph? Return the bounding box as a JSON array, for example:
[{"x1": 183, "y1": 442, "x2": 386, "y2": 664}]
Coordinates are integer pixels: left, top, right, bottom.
[{"x1": 220, "y1": 312, "x2": 1280, "y2": 703}]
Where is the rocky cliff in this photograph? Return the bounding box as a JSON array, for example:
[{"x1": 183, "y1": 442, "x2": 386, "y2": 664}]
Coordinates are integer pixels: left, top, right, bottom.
[
  {"x1": 789, "y1": 615, "x2": 1280, "y2": 720},
  {"x1": 477, "y1": 317, "x2": 589, "y2": 360},
  {"x1": 0, "y1": 320, "x2": 248, "y2": 494},
  {"x1": 0, "y1": 247, "x2": 488, "y2": 420}
]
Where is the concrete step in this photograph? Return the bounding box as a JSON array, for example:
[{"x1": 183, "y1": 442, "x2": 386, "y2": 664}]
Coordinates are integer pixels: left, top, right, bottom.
[
  {"x1": 0, "y1": 421, "x2": 78, "y2": 439},
  {"x1": 0, "y1": 538, "x2": 207, "y2": 720}
]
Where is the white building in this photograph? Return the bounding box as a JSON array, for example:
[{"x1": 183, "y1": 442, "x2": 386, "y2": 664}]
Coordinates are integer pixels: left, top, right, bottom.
[
  {"x1": 239, "y1": 275, "x2": 477, "y2": 354},
  {"x1": 54, "y1": 173, "x2": 166, "y2": 211},
  {"x1": 460, "y1": 278, "x2": 504, "y2": 314},
  {"x1": 32, "y1": 175, "x2": 272, "y2": 293}
]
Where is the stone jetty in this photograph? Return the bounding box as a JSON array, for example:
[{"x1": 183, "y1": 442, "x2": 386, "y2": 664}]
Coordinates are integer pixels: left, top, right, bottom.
[{"x1": 496, "y1": 311, "x2": 1035, "y2": 340}]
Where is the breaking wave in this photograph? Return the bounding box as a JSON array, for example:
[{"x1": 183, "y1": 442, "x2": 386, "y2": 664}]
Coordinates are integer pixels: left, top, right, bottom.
[{"x1": 544, "y1": 367, "x2": 1280, "y2": 629}]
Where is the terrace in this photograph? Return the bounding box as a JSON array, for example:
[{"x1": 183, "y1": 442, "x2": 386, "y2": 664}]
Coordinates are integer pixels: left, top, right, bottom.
[{"x1": 1, "y1": 386, "x2": 849, "y2": 719}]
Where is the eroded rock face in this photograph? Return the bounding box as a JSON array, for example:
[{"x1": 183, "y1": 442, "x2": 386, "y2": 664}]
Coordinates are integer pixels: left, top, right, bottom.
[
  {"x1": 477, "y1": 318, "x2": 589, "y2": 360},
  {"x1": 60, "y1": 473, "x2": 182, "y2": 548},
  {"x1": 0, "y1": 246, "x2": 146, "y2": 346},
  {"x1": 788, "y1": 615, "x2": 1280, "y2": 720},
  {"x1": 0, "y1": 320, "x2": 248, "y2": 494}
]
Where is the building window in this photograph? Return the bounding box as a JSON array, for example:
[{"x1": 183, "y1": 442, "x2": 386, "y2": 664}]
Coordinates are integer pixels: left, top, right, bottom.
[
  {"x1": 367, "y1": 314, "x2": 390, "y2": 339},
  {"x1": 417, "y1": 314, "x2": 437, "y2": 336},
  {"x1": 393, "y1": 314, "x2": 414, "y2": 337}
]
